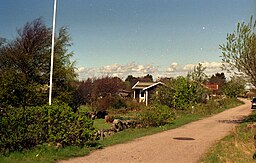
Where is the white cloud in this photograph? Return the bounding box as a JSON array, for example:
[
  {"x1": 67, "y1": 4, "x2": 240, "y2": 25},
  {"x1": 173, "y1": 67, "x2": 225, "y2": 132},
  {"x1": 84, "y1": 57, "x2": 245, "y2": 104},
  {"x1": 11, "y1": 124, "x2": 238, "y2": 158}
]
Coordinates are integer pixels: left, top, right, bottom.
[
  {"x1": 183, "y1": 61, "x2": 223, "y2": 72},
  {"x1": 76, "y1": 63, "x2": 159, "y2": 80},
  {"x1": 75, "y1": 61, "x2": 227, "y2": 81},
  {"x1": 167, "y1": 62, "x2": 179, "y2": 72}
]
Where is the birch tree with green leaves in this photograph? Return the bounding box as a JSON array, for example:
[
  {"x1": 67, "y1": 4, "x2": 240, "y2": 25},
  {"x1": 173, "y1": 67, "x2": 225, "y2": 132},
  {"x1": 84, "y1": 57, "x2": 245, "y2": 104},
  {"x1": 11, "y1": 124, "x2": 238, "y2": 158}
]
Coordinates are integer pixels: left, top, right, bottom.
[{"x1": 220, "y1": 16, "x2": 256, "y2": 87}]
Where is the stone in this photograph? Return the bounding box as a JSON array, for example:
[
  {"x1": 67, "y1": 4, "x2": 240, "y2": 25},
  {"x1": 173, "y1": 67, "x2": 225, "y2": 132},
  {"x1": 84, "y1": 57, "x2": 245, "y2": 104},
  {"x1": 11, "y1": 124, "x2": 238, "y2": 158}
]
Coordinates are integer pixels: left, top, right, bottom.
[{"x1": 105, "y1": 115, "x2": 114, "y2": 123}]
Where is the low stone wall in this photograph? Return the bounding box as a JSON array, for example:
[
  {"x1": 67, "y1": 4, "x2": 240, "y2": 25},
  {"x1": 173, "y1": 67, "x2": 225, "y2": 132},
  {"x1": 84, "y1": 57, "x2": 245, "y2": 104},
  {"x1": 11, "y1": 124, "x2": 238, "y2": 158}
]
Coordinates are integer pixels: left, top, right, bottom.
[{"x1": 96, "y1": 119, "x2": 139, "y2": 139}]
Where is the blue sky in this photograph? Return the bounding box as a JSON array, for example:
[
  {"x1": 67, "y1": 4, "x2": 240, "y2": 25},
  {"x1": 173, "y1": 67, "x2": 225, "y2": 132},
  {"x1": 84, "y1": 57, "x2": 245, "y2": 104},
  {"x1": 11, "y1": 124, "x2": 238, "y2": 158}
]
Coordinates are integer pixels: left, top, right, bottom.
[{"x1": 0, "y1": 0, "x2": 255, "y2": 80}]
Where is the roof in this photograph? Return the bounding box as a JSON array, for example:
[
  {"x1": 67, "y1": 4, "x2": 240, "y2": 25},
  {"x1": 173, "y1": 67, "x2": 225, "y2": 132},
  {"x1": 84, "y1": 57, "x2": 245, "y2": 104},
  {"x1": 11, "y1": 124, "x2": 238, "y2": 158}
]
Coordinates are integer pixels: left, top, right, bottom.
[{"x1": 132, "y1": 81, "x2": 165, "y2": 90}]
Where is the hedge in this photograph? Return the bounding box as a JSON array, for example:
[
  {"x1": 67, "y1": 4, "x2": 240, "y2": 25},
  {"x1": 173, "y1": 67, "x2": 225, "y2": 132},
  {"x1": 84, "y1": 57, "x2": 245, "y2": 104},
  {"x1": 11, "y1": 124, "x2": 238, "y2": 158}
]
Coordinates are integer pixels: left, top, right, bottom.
[{"x1": 0, "y1": 102, "x2": 97, "y2": 154}]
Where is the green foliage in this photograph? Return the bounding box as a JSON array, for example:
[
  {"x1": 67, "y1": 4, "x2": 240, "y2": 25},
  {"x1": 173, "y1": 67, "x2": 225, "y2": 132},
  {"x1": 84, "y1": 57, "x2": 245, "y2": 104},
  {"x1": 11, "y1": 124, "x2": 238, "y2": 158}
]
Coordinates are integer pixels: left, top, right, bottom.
[
  {"x1": 138, "y1": 104, "x2": 175, "y2": 127},
  {"x1": 0, "y1": 106, "x2": 47, "y2": 154},
  {"x1": 93, "y1": 119, "x2": 112, "y2": 130},
  {"x1": 221, "y1": 76, "x2": 246, "y2": 97},
  {"x1": 187, "y1": 63, "x2": 208, "y2": 83},
  {"x1": 0, "y1": 144, "x2": 91, "y2": 163},
  {"x1": 110, "y1": 95, "x2": 127, "y2": 109},
  {"x1": 46, "y1": 102, "x2": 97, "y2": 146},
  {"x1": 0, "y1": 98, "x2": 243, "y2": 162},
  {"x1": 151, "y1": 79, "x2": 175, "y2": 108},
  {"x1": 0, "y1": 18, "x2": 76, "y2": 107},
  {"x1": 220, "y1": 16, "x2": 256, "y2": 87},
  {"x1": 152, "y1": 76, "x2": 209, "y2": 110},
  {"x1": 190, "y1": 98, "x2": 243, "y2": 116},
  {"x1": 0, "y1": 103, "x2": 97, "y2": 154}
]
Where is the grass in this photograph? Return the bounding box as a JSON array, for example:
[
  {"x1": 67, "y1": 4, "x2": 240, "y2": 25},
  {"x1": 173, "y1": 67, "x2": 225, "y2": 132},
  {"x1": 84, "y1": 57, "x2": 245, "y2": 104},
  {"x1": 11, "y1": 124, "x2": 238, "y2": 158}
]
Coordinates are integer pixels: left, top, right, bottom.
[
  {"x1": 98, "y1": 114, "x2": 201, "y2": 147},
  {"x1": 200, "y1": 110, "x2": 256, "y2": 163},
  {"x1": 93, "y1": 118, "x2": 112, "y2": 130},
  {"x1": 0, "y1": 145, "x2": 91, "y2": 163},
  {"x1": 0, "y1": 98, "x2": 244, "y2": 163}
]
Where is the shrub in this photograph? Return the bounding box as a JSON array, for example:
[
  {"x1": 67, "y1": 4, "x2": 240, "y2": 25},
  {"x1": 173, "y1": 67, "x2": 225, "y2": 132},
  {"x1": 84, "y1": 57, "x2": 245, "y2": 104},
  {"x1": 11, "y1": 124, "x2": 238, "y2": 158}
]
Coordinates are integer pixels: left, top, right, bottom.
[
  {"x1": 221, "y1": 77, "x2": 245, "y2": 98},
  {"x1": 189, "y1": 97, "x2": 242, "y2": 116},
  {"x1": 0, "y1": 106, "x2": 47, "y2": 154},
  {"x1": 0, "y1": 103, "x2": 97, "y2": 154},
  {"x1": 110, "y1": 95, "x2": 127, "y2": 109},
  {"x1": 125, "y1": 99, "x2": 142, "y2": 110},
  {"x1": 138, "y1": 104, "x2": 175, "y2": 127},
  {"x1": 45, "y1": 102, "x2": 97, "y2": 146},
  {"x1": 152, "y1": 77, "x2": 209, "y2": 110}
]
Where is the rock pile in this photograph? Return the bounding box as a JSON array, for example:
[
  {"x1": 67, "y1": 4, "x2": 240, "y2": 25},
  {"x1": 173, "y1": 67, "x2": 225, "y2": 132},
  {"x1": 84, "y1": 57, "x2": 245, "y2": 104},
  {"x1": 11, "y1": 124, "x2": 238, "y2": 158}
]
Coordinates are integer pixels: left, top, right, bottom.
[{"x1": 96, "y1": 119, "x2": 138, "y2": 139}]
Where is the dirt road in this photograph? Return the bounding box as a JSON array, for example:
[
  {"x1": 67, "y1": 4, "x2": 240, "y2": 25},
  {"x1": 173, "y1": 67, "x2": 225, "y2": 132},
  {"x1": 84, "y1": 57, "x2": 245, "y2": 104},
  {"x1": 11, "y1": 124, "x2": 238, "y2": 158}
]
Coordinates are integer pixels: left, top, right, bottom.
[{"x1": 60, "y1": 99, "x2": 252, "y2": 163}]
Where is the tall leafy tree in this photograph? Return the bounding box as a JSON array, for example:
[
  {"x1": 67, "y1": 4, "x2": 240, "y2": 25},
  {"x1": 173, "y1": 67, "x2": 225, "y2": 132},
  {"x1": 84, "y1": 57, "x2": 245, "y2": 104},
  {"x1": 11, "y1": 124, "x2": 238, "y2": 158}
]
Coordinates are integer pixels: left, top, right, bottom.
[
  {"x1": 208, "y1": 73, "x2": 226, "y2": 88},
  {"x1": 222, "y1": 76, "x2": 246, "y2": 97},
  {"x1": 152, "y1": 76, "x2": 209, "y2": 110},
  {"x1": 0, "y1": 18, "x2": 76, "y2": 107},
  {"x1": 187, "y1": 63, "x2": 207, "y2": 83},
  {"x1": 220, "y1": 16, "x2": 256, "y2": 86}
]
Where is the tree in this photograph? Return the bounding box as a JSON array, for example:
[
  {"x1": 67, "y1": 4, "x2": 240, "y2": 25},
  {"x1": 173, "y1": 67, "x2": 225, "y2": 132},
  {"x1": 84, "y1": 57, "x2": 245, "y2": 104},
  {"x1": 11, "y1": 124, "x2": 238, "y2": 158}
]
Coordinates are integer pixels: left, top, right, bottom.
[
  {"x1": 125, "y1": 75, "x2": 138, "y2": 90},
  {"x1": 76, "y1": 78, "x2": 93, "y2": 105},
  {"x1": 0, "y1": 18, "x2": 76, "y2": 107},
  {"x1": 152, "y1": 76, "x2": 209, "y2": 110},
  {"x1": 187, "y1": 63, "x2": 207, "y2": 83},
  {"x1": 222, "y1": 76, "x2": 246, "y2": 97},
  {"x1": 220, "y1": 16, "x2": 256, "y2": 87},
  {"x1": 140, "y1": 74, "x2": 154, "y2": 82},
  {"x1": 208, "y1": 73, "x2": 226, "y2": 85},
  {"x1": 208, "y1": 72, "x2": 226, "y2": 94},
  {"x1": 125, "y1": 74, "x2": 154, "y2": 90}
]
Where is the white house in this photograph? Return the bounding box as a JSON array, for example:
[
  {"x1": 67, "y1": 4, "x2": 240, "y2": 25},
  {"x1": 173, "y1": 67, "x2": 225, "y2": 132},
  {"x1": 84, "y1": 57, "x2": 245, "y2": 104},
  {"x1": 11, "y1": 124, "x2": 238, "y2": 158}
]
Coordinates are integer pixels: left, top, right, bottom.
[{"x1": 132, "y1": 81, "x2": 164, "y2": 106}]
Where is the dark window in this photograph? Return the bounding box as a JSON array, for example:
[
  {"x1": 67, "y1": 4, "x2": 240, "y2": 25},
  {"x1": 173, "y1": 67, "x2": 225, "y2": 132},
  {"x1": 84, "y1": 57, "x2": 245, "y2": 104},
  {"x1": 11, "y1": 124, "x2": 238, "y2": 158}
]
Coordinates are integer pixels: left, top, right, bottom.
[{"x1": 141, "y1": 91, "x2": 144, "y2": 97}]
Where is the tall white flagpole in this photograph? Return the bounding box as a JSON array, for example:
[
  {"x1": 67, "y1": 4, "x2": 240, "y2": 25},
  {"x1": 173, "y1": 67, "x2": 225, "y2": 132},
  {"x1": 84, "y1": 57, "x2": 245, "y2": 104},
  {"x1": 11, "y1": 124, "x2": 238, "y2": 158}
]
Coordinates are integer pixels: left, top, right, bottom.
[{"x1": 49, "y1": 0, "x2": 57, "y2": 105}]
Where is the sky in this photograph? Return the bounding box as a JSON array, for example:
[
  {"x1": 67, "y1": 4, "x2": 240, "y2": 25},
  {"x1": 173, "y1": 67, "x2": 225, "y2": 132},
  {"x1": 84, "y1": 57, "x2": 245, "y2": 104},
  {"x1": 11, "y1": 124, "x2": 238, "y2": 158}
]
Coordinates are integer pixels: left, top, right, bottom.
[{"x1": 0, "y1": 0, "x2": 255, "y2": 80}]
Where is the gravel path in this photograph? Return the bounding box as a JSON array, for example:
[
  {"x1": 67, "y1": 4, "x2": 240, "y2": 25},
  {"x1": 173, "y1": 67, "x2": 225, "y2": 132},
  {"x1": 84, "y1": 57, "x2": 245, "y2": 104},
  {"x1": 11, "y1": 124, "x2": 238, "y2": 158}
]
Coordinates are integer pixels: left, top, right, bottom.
[{"x1": 60, "y1": 99, "x2": 252, "y2": 163}]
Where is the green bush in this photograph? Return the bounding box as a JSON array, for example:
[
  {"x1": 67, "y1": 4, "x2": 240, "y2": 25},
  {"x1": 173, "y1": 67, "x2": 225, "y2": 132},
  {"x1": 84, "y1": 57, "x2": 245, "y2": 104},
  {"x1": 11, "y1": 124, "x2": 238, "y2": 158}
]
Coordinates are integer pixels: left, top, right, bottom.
[
  {"x1": 221, "y1": 77, "x2": 245, "y2": 98},
  {"x1": 0, "y1": 103, "x2": 97, "y2": 154},
  {"x1": 110, "y1": 95, "x2": 127, "y2": 109},
  {"x1": 152, "y1": 77, "x2": 209, "y2": 110},
  {"x1": 46, "y1": 102, "x2": 97, "y2": 146},
  {"x1": 138, "y1": 104, "x2": 175, "y2": 127},
  {"x1": 188, "y1": 97, "x2": 242, "y2": 116},
  {"x1": 0, "y1": 106, "x2": 47, "y2": 154}
]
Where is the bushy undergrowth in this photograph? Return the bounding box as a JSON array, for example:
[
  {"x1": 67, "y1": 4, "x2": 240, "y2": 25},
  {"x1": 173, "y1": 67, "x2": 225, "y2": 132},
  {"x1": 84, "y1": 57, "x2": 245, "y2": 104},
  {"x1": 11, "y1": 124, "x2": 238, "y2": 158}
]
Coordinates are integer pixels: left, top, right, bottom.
[
  {"x1": 0, "y1": 102, "x2": 97, "y2": 154},
  {"x1": 192, "y1": 97, "x2": 243, "y2": 116},
  {"x1": 137, "y1": 97, "x2": 242, "y2": 127},
  {"x1": 138, "y1": 104, "x2": 176, "y2": 127},
  {"x1": 152, "y1": 77, "x2": 209, "y2": 110}
]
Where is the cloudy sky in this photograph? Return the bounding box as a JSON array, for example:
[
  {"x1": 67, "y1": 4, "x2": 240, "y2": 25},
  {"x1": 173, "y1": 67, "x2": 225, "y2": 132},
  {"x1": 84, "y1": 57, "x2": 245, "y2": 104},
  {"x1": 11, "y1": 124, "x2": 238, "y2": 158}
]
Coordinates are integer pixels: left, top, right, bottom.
[{"x1": 0, "y1": 0, "x2": 255, "y2": 80}]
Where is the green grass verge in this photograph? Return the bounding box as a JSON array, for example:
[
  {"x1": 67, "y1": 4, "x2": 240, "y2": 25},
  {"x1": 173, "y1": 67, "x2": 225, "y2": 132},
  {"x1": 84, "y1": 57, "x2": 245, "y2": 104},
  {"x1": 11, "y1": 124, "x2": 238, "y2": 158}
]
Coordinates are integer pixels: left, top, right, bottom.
[
  {"x1": 93, "y1": 118, "x2": 112, "y2": 130},
  {"x1": 0, "y1": 98, "x2": 244, "y2": 163},
  {"x1": 98, "y1": 114, "x2": 201, "y2": 147},
  {"x1": 0, "y1": 145, "x2": 91, "y2": 163},
  {"x1": 200, "y1": 111, "x2": 256, "y2": 163}
]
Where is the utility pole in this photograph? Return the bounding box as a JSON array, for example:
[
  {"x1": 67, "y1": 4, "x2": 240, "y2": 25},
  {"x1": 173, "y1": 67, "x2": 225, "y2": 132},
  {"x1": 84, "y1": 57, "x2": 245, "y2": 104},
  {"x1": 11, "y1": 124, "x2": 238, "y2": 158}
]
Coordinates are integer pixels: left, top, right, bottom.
[{"x1": 49, "y1": 0, "x2": 57, "y2": 105}]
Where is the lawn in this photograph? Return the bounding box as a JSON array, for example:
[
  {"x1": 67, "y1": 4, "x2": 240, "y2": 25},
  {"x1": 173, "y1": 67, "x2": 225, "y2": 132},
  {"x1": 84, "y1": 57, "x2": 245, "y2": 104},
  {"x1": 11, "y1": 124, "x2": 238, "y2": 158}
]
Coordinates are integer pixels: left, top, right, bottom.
[{"x1": 93, "y1": 118, "x2": 112, "y2": 130}]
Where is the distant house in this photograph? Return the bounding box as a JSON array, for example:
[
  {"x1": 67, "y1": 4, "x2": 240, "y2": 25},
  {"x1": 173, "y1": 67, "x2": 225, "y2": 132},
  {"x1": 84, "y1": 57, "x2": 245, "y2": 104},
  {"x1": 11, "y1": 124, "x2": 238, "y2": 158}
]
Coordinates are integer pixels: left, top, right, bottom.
[{"x1": 132, "y1": 81, "x2": 165, "y2": 106}]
